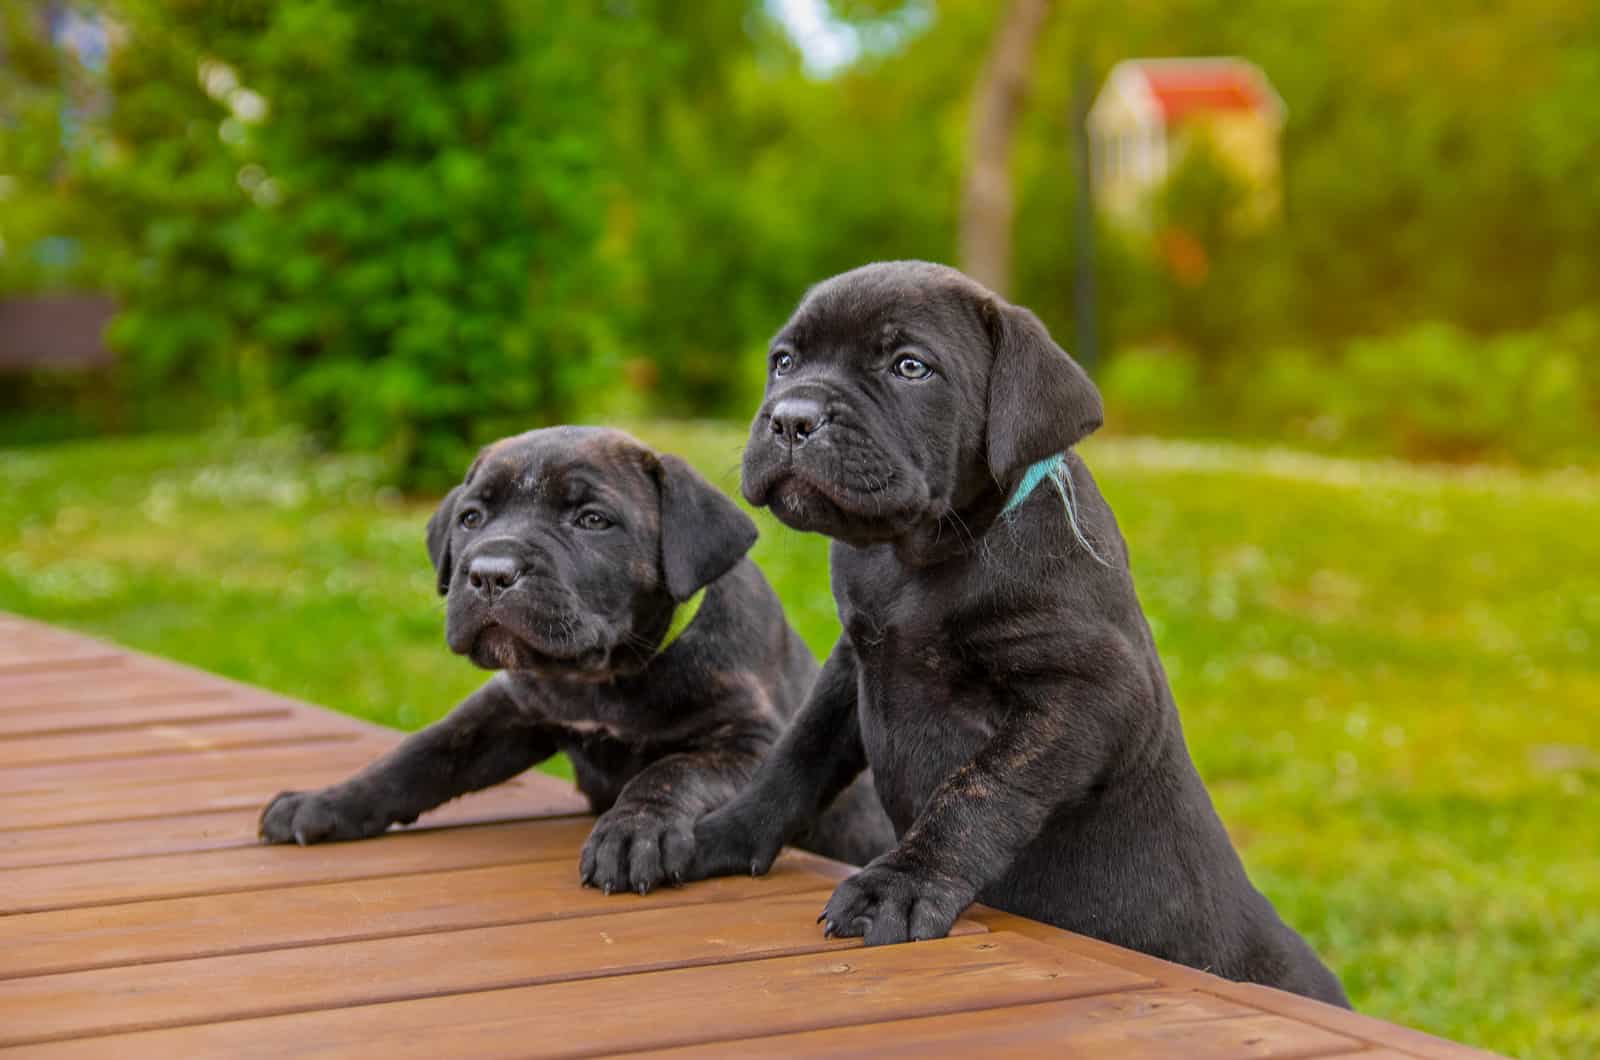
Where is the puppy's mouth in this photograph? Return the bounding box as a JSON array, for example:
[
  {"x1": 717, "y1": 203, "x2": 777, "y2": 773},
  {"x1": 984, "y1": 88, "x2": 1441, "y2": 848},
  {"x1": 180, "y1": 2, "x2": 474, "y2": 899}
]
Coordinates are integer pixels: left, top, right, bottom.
[
  {"x1": 467, "y1": 623, "x2": 615, "y2": 678},
  {"x1": 746, "y1": 455, "x2": 925, "y2": 547},
  {"x1": 446, "y1": 589, "x2": 625, "y2": 679}
]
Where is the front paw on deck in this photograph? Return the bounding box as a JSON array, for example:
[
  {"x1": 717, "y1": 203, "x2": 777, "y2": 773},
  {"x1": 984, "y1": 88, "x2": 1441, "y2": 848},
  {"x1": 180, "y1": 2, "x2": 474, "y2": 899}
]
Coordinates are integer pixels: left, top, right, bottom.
[
  {"x1": 688, "y1": 800, "x2": 786, "y2": 880},
  {"x1": 258, "y1": 789, "x2": 389, "y2": 845},
  {"x1": 580, "y1": 808, "x2": 695, "y2": 896},
  {"x1": 819, "y1": 854, "x2": 975, "y2": 946}
]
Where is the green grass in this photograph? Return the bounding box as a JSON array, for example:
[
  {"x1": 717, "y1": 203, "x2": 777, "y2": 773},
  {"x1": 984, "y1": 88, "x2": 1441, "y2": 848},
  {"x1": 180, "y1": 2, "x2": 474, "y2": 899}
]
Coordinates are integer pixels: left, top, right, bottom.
[{"x1": 2, "y1": 424, "x2": 1596, "y2": 1057}]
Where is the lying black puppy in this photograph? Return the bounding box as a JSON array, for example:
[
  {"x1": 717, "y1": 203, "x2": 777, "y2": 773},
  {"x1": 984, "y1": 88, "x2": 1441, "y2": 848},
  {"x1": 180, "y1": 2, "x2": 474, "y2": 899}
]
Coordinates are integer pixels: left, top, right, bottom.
[
  {"x1": 260, "y1": 426, "x2": 893, "y2": 893},
  {"x1": 681, "y1": 262, "x2": 1349, "y2": 1005}
]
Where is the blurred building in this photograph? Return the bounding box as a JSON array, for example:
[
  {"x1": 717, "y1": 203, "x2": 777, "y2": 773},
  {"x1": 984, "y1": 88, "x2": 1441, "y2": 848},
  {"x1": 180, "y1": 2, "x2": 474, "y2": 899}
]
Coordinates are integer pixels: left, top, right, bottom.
[
  {"x1": 0, "y1": 296, "x2": 116, "y2": 373},
  {"x1": 1088, "y1": 58, "x2": 1285, "y2": 225}
]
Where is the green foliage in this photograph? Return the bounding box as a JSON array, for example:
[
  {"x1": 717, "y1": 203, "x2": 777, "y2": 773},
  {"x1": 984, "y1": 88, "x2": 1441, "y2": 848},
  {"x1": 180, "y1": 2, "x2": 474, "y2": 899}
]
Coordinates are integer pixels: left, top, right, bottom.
[
  {"x1": 7, "y1": 1, "x2": 1600, "y2": 472},
  {"x1": 1339, "y1": 321, "x2": 1596, "y2": 463},
  {"x1": 1098, "y1": 345, "x2": 1201, "y2": 420},
  {"x1": 90, "y1": 0, "x2": 619, "y2": 485},
  {"x1": 3, "y1": 423, "x2": 1598, "y2": 1056},
  {"x1": 0, "y1": 4, "x2": 105, "y2": 293},
  {"x1": 1103, "y1": 315, "x2": 1600, "y2": 466}
]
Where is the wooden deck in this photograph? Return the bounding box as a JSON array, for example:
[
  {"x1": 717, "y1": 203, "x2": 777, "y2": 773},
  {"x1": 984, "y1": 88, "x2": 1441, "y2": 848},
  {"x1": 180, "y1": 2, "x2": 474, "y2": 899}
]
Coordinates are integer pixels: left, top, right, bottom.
[{"x1": 0, "y1": 613, "x2": 1501, "y2": 1058}]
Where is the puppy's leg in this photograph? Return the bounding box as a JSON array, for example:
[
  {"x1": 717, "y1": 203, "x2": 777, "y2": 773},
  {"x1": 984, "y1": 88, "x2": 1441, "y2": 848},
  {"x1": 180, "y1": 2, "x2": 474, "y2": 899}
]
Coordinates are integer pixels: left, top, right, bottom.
[
  {"x1": 579, "y1": 716, "x2": 778, "y2": 896},
  {"x1": 260, "y1": 677, "x2": 560, "y2": 845},
  {"x1": 821, "y1": 633, "x2": 1132, "y2": 946},
  {"x1": 687, "y1": 639, "x2": 870, "y2": 880}
]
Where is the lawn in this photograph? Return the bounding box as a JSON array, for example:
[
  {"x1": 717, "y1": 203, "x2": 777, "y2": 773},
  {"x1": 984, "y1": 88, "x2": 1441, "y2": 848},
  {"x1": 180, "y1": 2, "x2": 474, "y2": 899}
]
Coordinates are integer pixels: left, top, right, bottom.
[{"x1": 2, "y1": 423, "x2": 1596, "y2": 1057}]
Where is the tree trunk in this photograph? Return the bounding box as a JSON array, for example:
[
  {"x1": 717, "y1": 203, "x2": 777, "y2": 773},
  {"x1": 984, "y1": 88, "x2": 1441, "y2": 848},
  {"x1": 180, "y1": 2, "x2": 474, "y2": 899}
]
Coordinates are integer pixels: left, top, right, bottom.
[{"x1": 960, "y1": 0, "x2": 1055, "y2": 298}]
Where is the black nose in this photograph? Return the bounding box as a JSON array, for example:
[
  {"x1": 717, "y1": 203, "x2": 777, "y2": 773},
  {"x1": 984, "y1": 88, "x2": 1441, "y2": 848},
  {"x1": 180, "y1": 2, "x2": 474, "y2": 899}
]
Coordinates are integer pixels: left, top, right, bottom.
[
  {"x1": 768, "y1": 396, "x2": 829, "y2": 447},
  {"x1": 466, "y1": 555, "x2": 523, "y2": 601}
]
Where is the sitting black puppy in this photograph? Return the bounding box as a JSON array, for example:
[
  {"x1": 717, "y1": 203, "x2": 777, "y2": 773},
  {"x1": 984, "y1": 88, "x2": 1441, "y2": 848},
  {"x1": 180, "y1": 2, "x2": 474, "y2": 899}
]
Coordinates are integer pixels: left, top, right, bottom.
[
  {"x1": 679, "y1": 262, "x2": 1349, "y2": 1006},
  {"x1": 259, "y1": 426, "x2": 894, "y2": 893}
]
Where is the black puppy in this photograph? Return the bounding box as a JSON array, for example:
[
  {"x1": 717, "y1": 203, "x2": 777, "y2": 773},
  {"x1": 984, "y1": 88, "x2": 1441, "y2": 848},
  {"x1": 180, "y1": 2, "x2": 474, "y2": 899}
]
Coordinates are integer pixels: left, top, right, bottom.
[
  {"x1": 260, "y1": 426, "x2": 893, "y2": 892},
  {"x1": 680, "y1": 262, "x2": 1349, "y2": 1006}
]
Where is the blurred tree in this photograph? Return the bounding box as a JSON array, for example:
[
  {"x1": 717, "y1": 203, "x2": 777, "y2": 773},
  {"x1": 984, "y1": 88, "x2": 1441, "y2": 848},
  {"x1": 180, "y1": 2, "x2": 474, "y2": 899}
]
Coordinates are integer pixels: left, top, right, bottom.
[
  {"x1": 0, "y1": 1, "x2": 107, "y2": 295},
  {"x1": 959, "y1": 0, "x2": 1053, "y2": 297},
  {"x1": 96, "y1": 0, "x2": 615, "y2": 484},
  {"x1": 5, "y1": 0, "x2": 1597, "y2": 466}
]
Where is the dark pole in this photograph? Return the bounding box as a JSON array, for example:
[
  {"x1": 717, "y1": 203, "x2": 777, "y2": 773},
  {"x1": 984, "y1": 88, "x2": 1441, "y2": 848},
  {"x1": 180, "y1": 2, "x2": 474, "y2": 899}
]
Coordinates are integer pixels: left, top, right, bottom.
[{"x1": 1071, "y1": 54, "x2": 1100, "y2": 375}]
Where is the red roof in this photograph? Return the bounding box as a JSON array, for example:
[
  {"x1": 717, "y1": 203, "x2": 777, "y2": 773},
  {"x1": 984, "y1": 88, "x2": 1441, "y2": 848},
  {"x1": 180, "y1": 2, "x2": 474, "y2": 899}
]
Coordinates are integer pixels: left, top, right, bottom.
[{"x1": 1135, "y1": 62, "x2": 1273, "y2": 124}]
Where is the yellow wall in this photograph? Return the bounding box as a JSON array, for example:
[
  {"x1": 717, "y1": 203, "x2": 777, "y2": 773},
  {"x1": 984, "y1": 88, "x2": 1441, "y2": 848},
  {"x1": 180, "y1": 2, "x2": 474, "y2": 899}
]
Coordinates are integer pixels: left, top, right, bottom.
[
  {"x1": 1179, "y1": 112, "x2": 1283, "y2": 220},
  {"x1": 1096, "y1": 110, "x2": 1282, "y2": 227}
]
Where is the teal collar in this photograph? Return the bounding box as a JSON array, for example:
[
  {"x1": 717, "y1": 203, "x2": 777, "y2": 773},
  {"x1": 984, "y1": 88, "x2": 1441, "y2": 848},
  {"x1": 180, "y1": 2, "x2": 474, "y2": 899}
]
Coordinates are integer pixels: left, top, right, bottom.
[
  {"x1": 655, "y1": 587, "x2": 706, "y2": 655},
  {"x1": 1000, "y1": 452, "x2": 1110, "y2": 566},
  {"x1": 1003, "y1": 453, "x2": 1068, "y2": 514}
]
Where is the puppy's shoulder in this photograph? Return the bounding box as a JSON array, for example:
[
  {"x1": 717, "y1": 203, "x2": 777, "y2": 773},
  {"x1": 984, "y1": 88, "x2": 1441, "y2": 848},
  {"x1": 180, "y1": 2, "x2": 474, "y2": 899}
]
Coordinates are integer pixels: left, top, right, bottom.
[
  {"x1": 989, "y1": 452, "x2": 1127, "y2": 575},
  {"x1": 696, "y1": 556, "x2": 785, "y2": 633},
  {"x1": 660, "y1": 556, "x2": 801, "y2": 671}
]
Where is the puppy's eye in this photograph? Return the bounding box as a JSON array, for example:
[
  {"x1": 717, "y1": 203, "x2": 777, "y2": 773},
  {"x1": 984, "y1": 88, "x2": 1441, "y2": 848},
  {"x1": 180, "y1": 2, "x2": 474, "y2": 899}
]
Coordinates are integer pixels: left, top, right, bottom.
[
  {"x1": 892, "y1": 354, "x2": 933, "y2": 381},
  {"x1": 458, "y1": 509, "x2": 484, "y2": 530},
  {"x1": 772, "y1": 350, "x2": 796, "y2": 376},
  {"x1": 576, "y1": 510, "x2": 613, "y2": 531}
]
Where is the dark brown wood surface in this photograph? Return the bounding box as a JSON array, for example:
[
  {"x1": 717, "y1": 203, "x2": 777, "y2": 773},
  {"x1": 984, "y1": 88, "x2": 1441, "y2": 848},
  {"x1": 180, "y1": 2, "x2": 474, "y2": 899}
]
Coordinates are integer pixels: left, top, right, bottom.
[{"x1": 0, "y1": 613, "x2": 1502, "y2": 1058}]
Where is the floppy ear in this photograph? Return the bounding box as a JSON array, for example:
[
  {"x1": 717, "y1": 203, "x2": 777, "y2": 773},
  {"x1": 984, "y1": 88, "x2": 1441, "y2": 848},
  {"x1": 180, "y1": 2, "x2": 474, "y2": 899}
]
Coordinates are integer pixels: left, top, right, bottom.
[
  {"x1": 424, "y1": 485, "x2": 464, "y2": 597},
  {"x1": 984, "y1": 300, "x2": 1103, "y2": 491},
  {"x1": 655, "y1": 454, "x2": 758, "y2": 602}
]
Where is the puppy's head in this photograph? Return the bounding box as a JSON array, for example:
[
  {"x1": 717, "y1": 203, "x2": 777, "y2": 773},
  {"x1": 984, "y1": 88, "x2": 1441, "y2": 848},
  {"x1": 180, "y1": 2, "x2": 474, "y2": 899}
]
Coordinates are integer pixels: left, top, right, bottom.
[
  {"x1": 741, "y1": 261, "x2": 1102, "y2": 548},
  {"x1": 426, "y1": 427, "x2": 756, "y2": 679}
]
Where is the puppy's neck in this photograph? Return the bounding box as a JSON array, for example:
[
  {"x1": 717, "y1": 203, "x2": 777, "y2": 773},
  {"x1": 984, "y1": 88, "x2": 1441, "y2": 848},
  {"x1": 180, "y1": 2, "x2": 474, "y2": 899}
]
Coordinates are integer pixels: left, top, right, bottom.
[
  {"x1": 892, "y1": 453, "x2": 1095, "y2": 569},
  {"x1": 890, "y1": 483, "x2": 1010, "y2": 569},
  {"x1": 653, "y1": 587, "x2": 707, "y2": 656}
]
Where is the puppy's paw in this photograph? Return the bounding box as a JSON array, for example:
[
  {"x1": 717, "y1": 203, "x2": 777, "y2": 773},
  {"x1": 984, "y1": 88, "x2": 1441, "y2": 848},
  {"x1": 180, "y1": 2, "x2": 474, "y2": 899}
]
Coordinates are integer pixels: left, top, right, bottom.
[
  {"x1": 688, "y1": 801, "x2": 784, "y2": 881},
  {"x1": 258, "y1": 788, "x2": 387, "y2": 846},
  {"x1": 819, "y1": 854, "x2": 974, "y2": 946},
  {"x1": 581, "y1": 808, "x2": 695, "y2": 896}
]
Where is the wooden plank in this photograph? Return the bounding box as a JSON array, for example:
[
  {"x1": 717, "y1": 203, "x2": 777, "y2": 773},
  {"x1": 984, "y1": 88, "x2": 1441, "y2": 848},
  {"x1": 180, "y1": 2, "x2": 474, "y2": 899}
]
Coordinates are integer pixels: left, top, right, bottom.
[
  {"x1": 0, "y1": 623, "x2": 113, "y2": 654},
  {"x1": 0, "y1": 686, "x2": 247, "y2": 716},
  {"x1": 0, "y1": 697, "x2": 290, "y2": 739},
  {"x1": 631, "y1": 988, "x2": 1367, "y2": 1059},
  {"x1": 0, "y1": 738, "x2": 397, "y2": 796},
  {"x1": 0, "y1": 757, "x2": 542, "y2": 831},
  {"x1": 821, "y1": 864, "x2": 1488, "y2": 1060},
  {"x1": 0, "y1": 652, "x2": 190, "y2": 684},
  {"x1": 0, "y1": 891, "x2": 987, "y2": 1047},
  {"x1": 1, "y1": 715, "x2": 365, "y2": 768},
  {"x1": 0, "y1": 816, "x2": 600, "y2": 914},
  {"x1": 0, "y1": 851, "x2": 837, "y2": 980},
  {"x1": 0, "y1": 669, "x2": 224, "y2": 709},
  {"x1": 0, "y1": 627, "x2": 125, "y2": 670},
  {"x1": 0, "y1": 809, "x2": 270, "y2": 869},
  {"x1": 0, "y1": 619, "x2": 108, "y2": 645},
  {"x1": 0, "y1": 783, "x2": 587, "y2": 869},
  {"x1": 1200, "y1": 983, "x2": 1507, "y2": 1060},
  {"x1": 10, "y1": 932, "x2": 1154, "y2": 1059},
  {"x1": 0, "y1": 650, "x2": 123, "y2": 675},
  {"x1": 967, "y1": 907, "x2": 1235, "y2": 993},
  {"x1": 0, "y1": 627, "x2": 386, "y2": 731},
  {"x1": 0, "y1": 614, "x2": 1498, "y2": 1060},
  {"x1": 958, "y1": 911, "x2": 1499, "y2": 1059},
  {"x1": 797, "y1": 856, "x2": 1271, "y2": 994},
  {"x1": 0, "y1": 675, "x2": 270, "y2": 721}
]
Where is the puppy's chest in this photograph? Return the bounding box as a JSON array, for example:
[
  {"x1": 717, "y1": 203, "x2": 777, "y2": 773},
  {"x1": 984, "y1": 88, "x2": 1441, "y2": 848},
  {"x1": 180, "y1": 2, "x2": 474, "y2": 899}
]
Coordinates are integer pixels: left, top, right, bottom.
[
  {"x1": 841, "y1": 581, "x2": 998, "y2": 825},
  {"x1": 840, "y1": 579, "x2": 993, "y2": 722},
  {"x1": 505, "y1": 678, "x2": 647, "y2": 743},
  {"x1": 839, "y1": 557, "x2": 984, "y2": 668}
]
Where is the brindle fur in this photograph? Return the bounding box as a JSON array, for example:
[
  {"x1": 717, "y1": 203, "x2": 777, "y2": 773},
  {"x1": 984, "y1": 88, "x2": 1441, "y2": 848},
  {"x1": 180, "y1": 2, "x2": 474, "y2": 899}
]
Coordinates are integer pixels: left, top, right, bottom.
[{"x1": 259, "y1": 426, "x2": 894, "y2": 893}]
